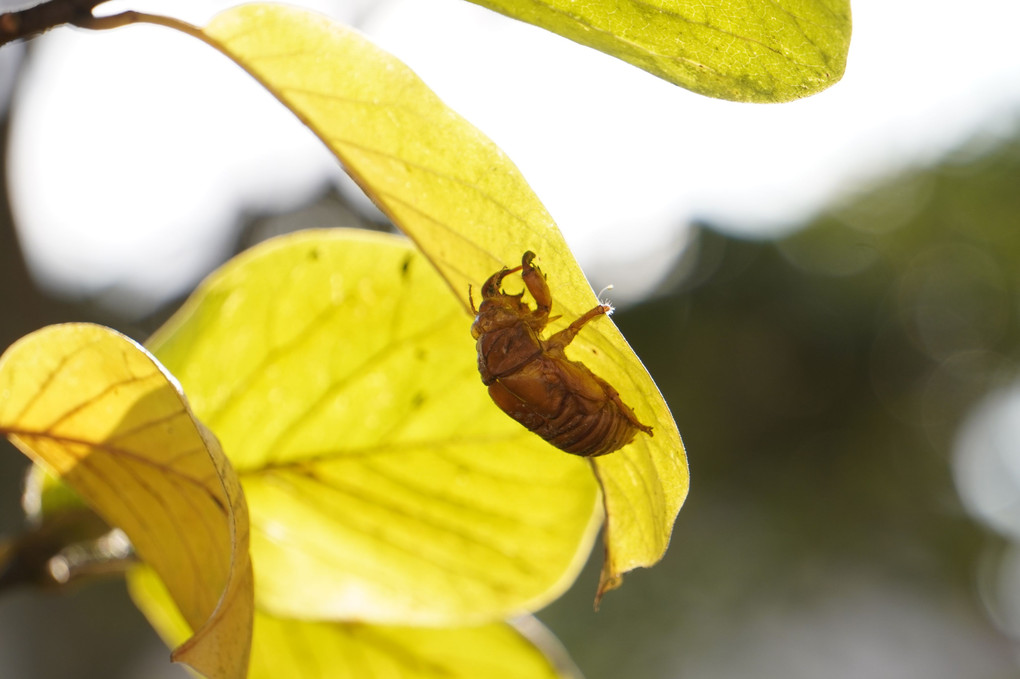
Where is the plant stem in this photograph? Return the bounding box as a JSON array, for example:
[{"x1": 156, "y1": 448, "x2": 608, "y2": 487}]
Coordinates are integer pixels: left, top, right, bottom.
[
  {"x1": 0, "y1": 0, "x2": 208, "y2": 47},
  {"x1": 0, "y1": 0, "x2": 107, "y2": 46},
  {"x1": 73, "y1": 9, "x2": 206, "y2": 43}
]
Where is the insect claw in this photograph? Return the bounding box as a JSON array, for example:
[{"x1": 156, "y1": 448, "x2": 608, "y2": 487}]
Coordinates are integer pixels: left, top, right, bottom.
[
  {"x1": 481, "y1": 263, "x2": 523, "y2": 298},
  {"x1": 521, "y1": 251, "x2": 553, "y2": 315}
]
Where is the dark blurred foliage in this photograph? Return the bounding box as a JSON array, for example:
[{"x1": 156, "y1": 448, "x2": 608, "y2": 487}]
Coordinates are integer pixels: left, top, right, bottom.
[
  {"x1": 540, "y1": 128, "x2": 1020, "y2": 677},
  {"x1": 4, "y1": 80, "x2": 1020, "y2": 675}
]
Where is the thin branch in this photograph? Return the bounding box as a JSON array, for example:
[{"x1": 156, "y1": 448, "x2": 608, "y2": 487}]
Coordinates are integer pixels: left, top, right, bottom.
[
  {"x1": 73, "y1": 8, "x2": 206, "y2": 41},
  {"x1": 0, "y1": 0, "x2": 108, "y2": 46}
]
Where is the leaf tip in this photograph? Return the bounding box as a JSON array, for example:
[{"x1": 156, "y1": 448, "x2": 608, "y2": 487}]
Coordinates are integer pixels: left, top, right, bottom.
[{"x1": 593, "y1": 563, "x2": 623, "y2": 611}]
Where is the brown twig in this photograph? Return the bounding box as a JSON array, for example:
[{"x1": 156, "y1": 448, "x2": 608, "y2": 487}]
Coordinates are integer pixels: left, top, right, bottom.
[{"x1": 0, "y1": 0, "x2": 109, "y2": 47}]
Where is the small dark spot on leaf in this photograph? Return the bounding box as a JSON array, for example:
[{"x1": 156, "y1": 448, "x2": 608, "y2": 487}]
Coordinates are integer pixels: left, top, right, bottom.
[
  {"x1": 410, "y1": 392, "x2": 426, "y2": 409},
  {"x1": 400, "y1": 255, "x2": 413, "y2": 278},
  {"x1": 416, "y1": 348, "x2": 427, "y2": 361},
  {"x1": 308, "y1": 248, "x2": 321, "y2": 261}
]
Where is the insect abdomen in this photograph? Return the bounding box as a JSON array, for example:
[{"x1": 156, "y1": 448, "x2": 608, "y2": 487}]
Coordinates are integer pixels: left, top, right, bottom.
[{"x1": 487, "y1": 355, "x2": 643, "y2": 457}]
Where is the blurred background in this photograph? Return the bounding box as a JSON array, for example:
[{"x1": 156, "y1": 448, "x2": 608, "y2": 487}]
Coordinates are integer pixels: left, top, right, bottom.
[{"x1": 3, "y1": 0, "x2": 1020, "y2": 676}]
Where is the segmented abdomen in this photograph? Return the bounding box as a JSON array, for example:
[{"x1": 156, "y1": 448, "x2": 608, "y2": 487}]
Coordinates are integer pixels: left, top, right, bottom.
[{"x1": 485, "y1": 354, "x2": 642, "y2": 457}]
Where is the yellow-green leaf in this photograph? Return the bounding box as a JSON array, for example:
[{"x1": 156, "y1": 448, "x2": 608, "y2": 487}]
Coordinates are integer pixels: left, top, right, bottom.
[
  {"x1": 0, "y1": 324, "x2": 253, "y2": 679},
  {"x1": 129, "y1": 564, "x2": 580, "y2": 679},
  {"x1": 147, "y1": 230, "x2": 602, "y2": 624},
  {"x1": 249, "y1": 616, "x2": 578, "y2": 679},
  {"x1": 196, "y1": 3, "x2": 599, "y2": 309},
  {"x1": 592, "y1": 445, "x2": 688, "y2": 600},
  {"x1": 469, "y1": 0, "x2": 851, "y2": 102},
  {"x1": 106, "y1": 2, "x2": 684, "y2": 602},
  {"x1": 184, "y1": 1, "x2": 689, "y2": 600}
]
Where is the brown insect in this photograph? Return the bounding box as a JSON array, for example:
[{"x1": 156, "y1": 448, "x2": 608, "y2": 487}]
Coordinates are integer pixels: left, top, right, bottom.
[{"x1": 470, "y1": 251, "x2": 653, "y2": 457}]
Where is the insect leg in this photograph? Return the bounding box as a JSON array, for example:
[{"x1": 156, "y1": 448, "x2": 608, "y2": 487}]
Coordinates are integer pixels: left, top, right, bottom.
[
  {"x1": 545, "y1": 304, "x2": 610, "y2": 351},
  {"x1": 481, "y1": 263, "x2": 524, "y2": 299},
  {"x1": 521, "y1": 251, "x2": 553, "y2": 318},
  {"x1": 597, "y1": 375, "x2": 655, "y2": 436}
]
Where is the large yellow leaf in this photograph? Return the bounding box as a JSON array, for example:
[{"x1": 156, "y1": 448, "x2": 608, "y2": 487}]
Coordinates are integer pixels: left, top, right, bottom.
[
  {"x1": 184, "y1": 0, "x2": 688, "y2": 603},
  {"x1": 128, "y1": 564, "x2": 580, "y2": 679},
  {"x1": 468, "y1": 0, "x2": 852, "y2": 102},
  {"x1": 592, "y1": 448, "x2": 687, "y2": 600},
  {"x1": 147, "y1": 229, "x2": 602, "y2": 624},
  {"x1": 0, "y1": 324, "x2": 253, "y2": 679}
]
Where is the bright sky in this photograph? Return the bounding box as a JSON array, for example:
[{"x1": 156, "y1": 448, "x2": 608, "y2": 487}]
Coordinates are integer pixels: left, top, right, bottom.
[{"x1": 8, "y1": 0, "x2": 1020, "y2": 313}]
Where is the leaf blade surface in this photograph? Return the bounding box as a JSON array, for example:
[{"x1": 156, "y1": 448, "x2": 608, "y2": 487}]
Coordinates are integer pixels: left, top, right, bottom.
[
  {"x1": 129, "y1": 564, "x2": 579, "y2": 679},
  {"x1": 0, "y1": 324, "x2": 253, "y2": 679},
  {"x1": 468, "y1": 0, "x2": 852, "y2": 101},
  {"x1": 148, "y1": 230, "x2": 602, "y2": 623},
  {"x1": 194, "y1": 4, "x2": 689, "y2": 599}
]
